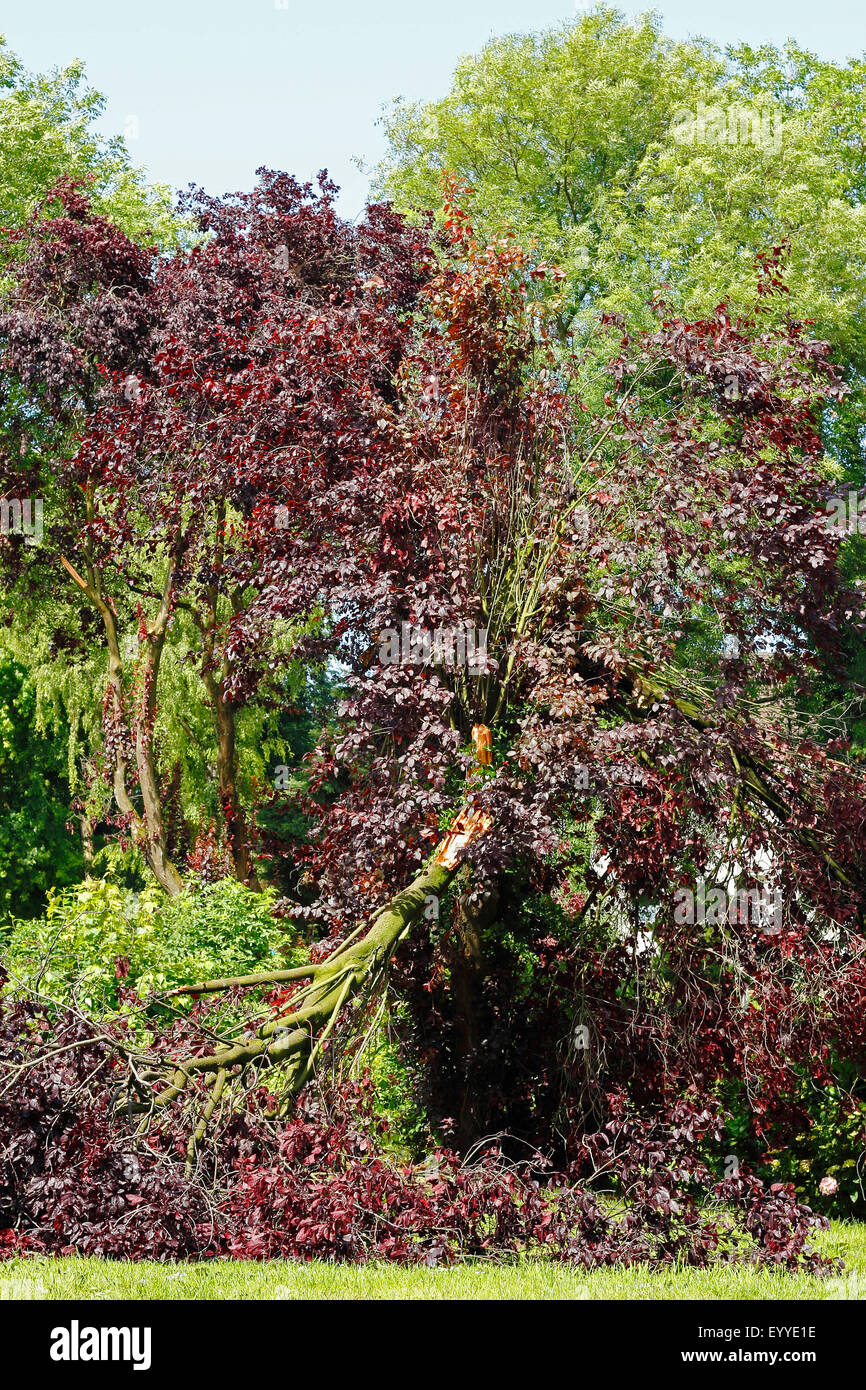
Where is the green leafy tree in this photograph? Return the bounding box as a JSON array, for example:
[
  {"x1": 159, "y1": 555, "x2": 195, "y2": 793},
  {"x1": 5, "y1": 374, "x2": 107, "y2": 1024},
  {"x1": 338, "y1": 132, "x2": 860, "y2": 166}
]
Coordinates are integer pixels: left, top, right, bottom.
[
  {"x1": 0, "y1": 38, "x2": 192, "y2": 896},
  {"x1": 376, "y1": 7, "x2": 866, "y2": 475},
  {"x1": 0, "y1": 34, "x2": 180, "y2": 253}
]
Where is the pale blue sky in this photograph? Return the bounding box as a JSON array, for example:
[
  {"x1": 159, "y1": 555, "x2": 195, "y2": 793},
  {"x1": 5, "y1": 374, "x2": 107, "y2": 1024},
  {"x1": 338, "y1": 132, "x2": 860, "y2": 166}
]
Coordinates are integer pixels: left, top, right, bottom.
[{"x1": 2, "y1": 1, "x2": 864, "y2": 220}]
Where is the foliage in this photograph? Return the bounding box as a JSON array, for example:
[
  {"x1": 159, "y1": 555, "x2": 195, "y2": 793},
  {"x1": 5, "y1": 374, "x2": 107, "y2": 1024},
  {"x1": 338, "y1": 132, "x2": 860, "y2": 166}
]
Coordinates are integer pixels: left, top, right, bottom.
[
  {"x1": 0, "y1": 173, "x2": 400, "y2": 890},
  {"x1": 376, "y1": 8, "x2": 866, "y2": 478},
  {"x1": 376, "y1": 8, "x2": 718, "y2": 315},
  {"x1": 0, "y1": 37, "x2": 192, "y2": 891},
  {"x1": 0, "y1": 36, "x2": 181, "y2": 254},
  {"x1": 138, "y1": 879, "x2": 286, "y2": 996},
  {"x1": 1, "y1": 134, "x2": 864, "y2": 1264},
  {"x1": 365, "y1": 998, "x2": 432, "y2": 1159},
  {"x1": 723, "y1": 1074, "x2": 866, "y2": 1218},
  {"x1": 4, "y1": 878, "x2": 150, "y2": 1015},
  {"x1": 0, "y1": 984, "x2": 835, "y2": 1270},
  {"x1": 191, "y1": 182, "x2": 864, "y2": 1167},
  {"x1": 0, "y1": 654, "x2": 82, "y2": 922},
  {"x1": 3, "y1": 877, "x2": 284, "y2": 1014}
]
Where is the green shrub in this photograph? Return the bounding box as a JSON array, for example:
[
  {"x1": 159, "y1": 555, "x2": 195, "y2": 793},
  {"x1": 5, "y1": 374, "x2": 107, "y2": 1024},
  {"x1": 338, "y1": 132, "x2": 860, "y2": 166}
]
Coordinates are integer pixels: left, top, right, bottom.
[
  {"x1": 366, "y1": 1001, "x2": 432, "y2": 1160},
  {"x1": 719, "y1": 1075, "x2": 866, "y2": 1217},
  {"x1": 133, "y1": 878, "x2": 286, "y2": 996},
  {"x1": 2, "y1": 876, "x2": 287, "y2": 1014},
  {"x1": 759, "y1": 1087, "x2": 866, "y2": 1217},
  {"x1": 4, "y1": 877, "x2": 142, "y2": 1014}
]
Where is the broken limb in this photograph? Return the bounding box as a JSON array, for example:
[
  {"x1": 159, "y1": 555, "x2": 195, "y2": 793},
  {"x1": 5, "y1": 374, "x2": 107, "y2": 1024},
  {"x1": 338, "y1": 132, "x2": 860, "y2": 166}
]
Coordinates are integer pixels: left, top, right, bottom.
[{"x1": 124, "y1": 805, "x2": 492, "y2": 1132}]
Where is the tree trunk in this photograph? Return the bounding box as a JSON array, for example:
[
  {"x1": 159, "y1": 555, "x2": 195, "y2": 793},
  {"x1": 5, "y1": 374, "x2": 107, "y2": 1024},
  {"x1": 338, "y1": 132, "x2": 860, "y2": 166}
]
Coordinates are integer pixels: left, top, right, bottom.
[
  {"x1": 197, "y1": 498, "x2": 260, "y2": 892},
  {"x1": 133, "y1": 807, "x2": 493, "y2": 1121},
  {"x1": 60, "y1": 553, "x2": 184, "y2": 897},
  {"x1": 79, "y1": 813, "x2": 94, "y2": 871},
  {"x1": 134, "y1": 857, "x2": 461, "y2": 1117},
  {"x1": 451, "y1": 883, "x2": 499, "y2": 1150}
]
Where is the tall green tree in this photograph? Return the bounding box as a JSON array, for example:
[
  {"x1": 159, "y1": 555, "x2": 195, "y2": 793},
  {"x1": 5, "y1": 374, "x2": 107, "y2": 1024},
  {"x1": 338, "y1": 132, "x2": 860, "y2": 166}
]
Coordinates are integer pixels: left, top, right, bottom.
[
  {"x1": 376, "y1": 7, "x2": 866, "y2": 476},
  {"x1": 0, "y1": 38, "x2": 186, "y2": 896},
  {"x1": 0, "y1": 34, "x2": 179, "y2": 251}
]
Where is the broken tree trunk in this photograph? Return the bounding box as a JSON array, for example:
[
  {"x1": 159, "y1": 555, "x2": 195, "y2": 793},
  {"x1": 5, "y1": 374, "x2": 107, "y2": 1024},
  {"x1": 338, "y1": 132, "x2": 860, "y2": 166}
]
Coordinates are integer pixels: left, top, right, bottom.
[{"x1": 126, "y1": 807, "x2": 492, "y2": 1124}]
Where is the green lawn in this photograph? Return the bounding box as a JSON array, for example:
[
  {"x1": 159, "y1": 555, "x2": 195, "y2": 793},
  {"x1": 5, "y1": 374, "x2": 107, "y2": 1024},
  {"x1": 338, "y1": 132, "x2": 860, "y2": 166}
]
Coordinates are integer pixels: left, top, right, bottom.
[{"x1": 1, "y1": 1222, "x2": 864, "y2": 1301}]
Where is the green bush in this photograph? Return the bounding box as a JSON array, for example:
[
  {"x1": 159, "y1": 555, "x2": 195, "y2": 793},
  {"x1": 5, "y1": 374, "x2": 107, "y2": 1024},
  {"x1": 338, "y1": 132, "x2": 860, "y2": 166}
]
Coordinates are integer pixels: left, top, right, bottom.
[
  {"x1": 759, "y1": 1086, "x2": 866, "y2": 1218},
  {"x1": 134, "y1": 877, "x2": 287, "y2": 997},
  {"x1": 2, "y1": 876, "x2": 286, "y2": 1014},
  {"x1": 366, "y1": 1000, "x2": 432, "y2": 1160},
  {"x1": 719, "y1": 1075, "x2": 866, "y2": 1217},
  {"x1": 4, "y1": 877, "x2": 141, "y2": 1014}
]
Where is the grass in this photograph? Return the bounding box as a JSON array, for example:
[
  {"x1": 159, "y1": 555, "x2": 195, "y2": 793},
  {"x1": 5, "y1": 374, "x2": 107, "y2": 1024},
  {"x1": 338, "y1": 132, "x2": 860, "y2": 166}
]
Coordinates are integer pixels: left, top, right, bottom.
[{"x1": 1, "y1": 1221, "x2": 864, "y2": 1301}]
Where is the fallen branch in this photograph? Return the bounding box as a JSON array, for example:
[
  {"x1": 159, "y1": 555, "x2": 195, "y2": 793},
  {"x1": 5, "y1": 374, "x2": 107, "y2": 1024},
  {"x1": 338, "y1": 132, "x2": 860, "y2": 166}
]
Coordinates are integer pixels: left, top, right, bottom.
[{"x1": 124, "y1": 805, "x2": 492, "y2": 1122}]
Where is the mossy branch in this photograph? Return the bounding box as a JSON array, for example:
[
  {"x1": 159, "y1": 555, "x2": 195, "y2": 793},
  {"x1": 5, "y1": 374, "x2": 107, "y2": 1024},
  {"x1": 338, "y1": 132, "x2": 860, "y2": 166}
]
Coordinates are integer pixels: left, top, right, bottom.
[{"x1": 122, "y1": 846, "x2": 473, "y2": 1119}]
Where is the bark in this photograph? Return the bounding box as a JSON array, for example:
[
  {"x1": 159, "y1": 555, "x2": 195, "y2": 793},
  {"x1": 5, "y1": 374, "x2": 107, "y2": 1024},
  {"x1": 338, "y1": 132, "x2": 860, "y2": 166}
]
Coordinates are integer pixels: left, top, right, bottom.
[
  {"x1": 79, "y1": 814, "x2": 94, "y2": 871},
  {"x1": 130, "y1": 858, "x2": 459, "y2": 1116},
  {"x1": 60, "y1": 553, "x2": 184, "y2": 897},
  {"x1": 451, "y1": 883, "x2": 499, "y2": 1149},
  {"x1": 196, "y1": 499, "x2": 260, "y2": 890},
  {"x1": 202, "y1": 669, "x2": 260, "y2": 890},
  {"x1": 131, "y1": 552, "x2": 184, "y2": 895}
]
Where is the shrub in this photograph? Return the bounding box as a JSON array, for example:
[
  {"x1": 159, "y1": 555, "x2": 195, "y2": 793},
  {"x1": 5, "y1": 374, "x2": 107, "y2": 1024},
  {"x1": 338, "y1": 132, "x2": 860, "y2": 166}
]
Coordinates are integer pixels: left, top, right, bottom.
[
  {"x1": 4, "y1": 878, "x2": 142, "y2": 1014},
  {"x1": 2, "y1": 877, "x2": 287, "y2": 1013},
  {"x1": 132, "y1": 878, "x2": 289, "y2": 996}
]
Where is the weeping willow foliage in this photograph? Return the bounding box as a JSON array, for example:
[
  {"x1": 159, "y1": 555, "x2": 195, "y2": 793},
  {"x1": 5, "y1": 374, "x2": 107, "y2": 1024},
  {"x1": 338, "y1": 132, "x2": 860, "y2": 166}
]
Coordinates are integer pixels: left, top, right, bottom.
[{"x1": 1, "y1": 577, "x2": 318, "y2": 879}]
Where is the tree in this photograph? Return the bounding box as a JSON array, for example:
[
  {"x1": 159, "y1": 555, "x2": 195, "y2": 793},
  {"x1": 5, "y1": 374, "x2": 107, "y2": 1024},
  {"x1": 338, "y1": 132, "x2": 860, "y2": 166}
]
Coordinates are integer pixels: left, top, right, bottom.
[
  {"x1": 0, "y1": 36, "x2": 179, "y2": 251},
  {"x1": 0, "y1": 180, "x2": 185, "y2": 892},
  {"x1": 375, "y1": 8, "x2": 718, "y2": 324},
  {"x1": 85, "y1": 179, "x2": 864, "y2": 1166},
  {"x1": 0, "y1": 39, "x2": 188, "y2": 894},
  {"x1": 0, "y1": 173, "x2": 428, "y2": 892},
  {"x1": 375, "y1": 8, "x2": 866, "y2": 480}
]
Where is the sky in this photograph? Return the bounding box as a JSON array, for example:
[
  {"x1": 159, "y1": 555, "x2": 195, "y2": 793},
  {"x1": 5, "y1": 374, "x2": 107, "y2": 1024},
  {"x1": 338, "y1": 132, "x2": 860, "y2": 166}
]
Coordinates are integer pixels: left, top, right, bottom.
[{"x1": 1, "y1": 0, "x2": 864, "y2": 221}]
